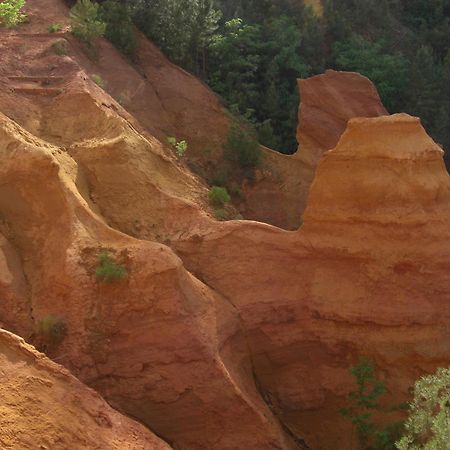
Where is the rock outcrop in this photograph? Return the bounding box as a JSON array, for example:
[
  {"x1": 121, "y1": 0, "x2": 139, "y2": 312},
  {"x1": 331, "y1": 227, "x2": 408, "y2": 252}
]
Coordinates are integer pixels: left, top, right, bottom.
[
  {"x1": 0, "y1": 110, "x2": 296, "y2": 449},
  {"x1": 0, "y1": 328, "x2": 172, "y2": 449},
  {"x1": 1, "y1": 1, "x2": 450, "y2": 449},
  {"x1": 293, "y1": 69, "x2": 388, "y2": 214},
  {"x1": 173, "y1": 114, "x2": 450, "y2": 449},
  {"x1": 242, "y1": 70, "x2": 388, "y2": 229}
]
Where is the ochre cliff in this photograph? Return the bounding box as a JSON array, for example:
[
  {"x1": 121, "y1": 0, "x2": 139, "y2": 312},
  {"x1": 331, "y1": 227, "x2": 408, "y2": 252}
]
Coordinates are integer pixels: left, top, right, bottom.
[
  {"x1": 172, "y1": 114, "x2": 450, "y2": 449},
  {"x1": 243, "y1": 69, "x2": 388, "y2": 229},
  {"x1": 1, "y1": 1, "x2": 450, "y2": 449},
  {"x1": 0, "y1": 329, "x2": 172, "y2": 449}
]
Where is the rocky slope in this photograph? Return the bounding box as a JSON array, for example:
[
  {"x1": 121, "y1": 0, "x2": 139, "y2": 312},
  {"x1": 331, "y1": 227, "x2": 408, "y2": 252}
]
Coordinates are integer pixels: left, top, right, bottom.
[
  {"x1": 1, "y1": 1, "x2": 450, "y2": 450},
  {"x1": 0, "y1": 329, "x2": 172, "y2": 449}
]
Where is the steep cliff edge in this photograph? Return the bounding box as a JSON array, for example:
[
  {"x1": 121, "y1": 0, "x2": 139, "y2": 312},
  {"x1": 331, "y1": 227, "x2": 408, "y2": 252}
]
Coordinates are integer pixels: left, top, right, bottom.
[
  {"x1": 1, "y1": 1, "x2": 450, "y2": 449},
  {"x1": 0, "y1": 328, "x2": 172, "y2": 449},
  {"x1": 173, "y1": 114, "x2": 450, "y2": 449}
]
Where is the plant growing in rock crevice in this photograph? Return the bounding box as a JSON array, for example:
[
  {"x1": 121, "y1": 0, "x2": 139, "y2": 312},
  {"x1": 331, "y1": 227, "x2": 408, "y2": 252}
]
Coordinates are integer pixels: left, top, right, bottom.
[
  {"x1": 341, "y1": 358, "x2": 405, "y2": 449},
  {"x1": 36, "y1": 315, "x2": 67, "y2": 349},
  {"x1": 208, "y1": 186, "x2": 230, "y2": 207},
  {"x1": 167, "y1": 136, "x2": 188, "y2": 157},
  {"x1": 95, "y1": 251, "x2": 127, "y2": 283}
]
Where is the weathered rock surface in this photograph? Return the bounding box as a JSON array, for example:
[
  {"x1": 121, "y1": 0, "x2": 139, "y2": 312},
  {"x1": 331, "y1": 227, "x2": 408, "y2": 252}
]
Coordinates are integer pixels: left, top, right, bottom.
[
  {"x1": 1, "y1": 1, "x2": 450, "y2": 449},
  {"x1": 0, "y1": 328, "x2": 172, "y2": 449},
  {"x1": 241, "y1": 70, "x2": 389, "y2": 229},
  {"x1": 0, "y1": 110, "x2": 295, "y2": 449},
  {"x1": 173, "y1": 114, "x2": 450, "y2": 449},
  {"x1": 293, "y1": 69, "x2": 388, "y2": 214}
]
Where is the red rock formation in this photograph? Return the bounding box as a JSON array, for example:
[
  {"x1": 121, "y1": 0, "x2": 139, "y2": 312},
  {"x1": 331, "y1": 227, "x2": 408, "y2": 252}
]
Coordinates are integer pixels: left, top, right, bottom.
[
  {"x1": 0, "y1": 109, "x2": 297, "y2": 449},
  {"x1": 242, "y1": 70, "x2": 388, "y2": 229},
  {"x1": 1, "y1": 2, "x2": 450, "y2": 450},
  {"x1": 173, "y1": 114, "x2": 450, "y2": 449},
  {"x1": 0, "y1": 328, "x2": 172, "y2": 449}
]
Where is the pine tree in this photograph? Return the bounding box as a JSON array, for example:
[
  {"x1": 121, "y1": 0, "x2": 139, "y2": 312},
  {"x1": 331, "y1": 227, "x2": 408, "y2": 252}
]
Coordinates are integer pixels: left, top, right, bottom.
[{"x1": 70, "y1": 0, "x2": 106, "y2": 45}]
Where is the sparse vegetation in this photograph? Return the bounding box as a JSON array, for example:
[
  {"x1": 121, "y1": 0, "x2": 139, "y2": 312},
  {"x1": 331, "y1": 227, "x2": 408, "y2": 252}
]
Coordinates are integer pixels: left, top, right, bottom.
[
  {"x1": 341, "y1": 358, "x2": 405, "y2": 449},
  {"x1": 167, "y1": 136, "x2": 188, "y2": 157},
  {"x1": 92, "y1": 74, "x2": 105, "y2": 88},
  {"x1": 396, "y1": 367, "x2": 450, "y2": 449},
  {"x1": 70, "y1": 0, "x2": 105, "y2": 46},
  {"x1": 37, "y1": 315, "x2": 67, "y2": 347},
  {"x1": 95, "y1": 251, "x2": 127, "y2": 283},
  {"x1": 228, "y1": 183, "x2": 242, "y2": 198},
  {"x1": 48, "y1": 22, "x2": 62, "y2": 33},
  {"x1": 214, "y1": 208, "x2": 228, "y2": 221},
  {"x1": 223, "y1": 124, "x2": 261, "y2": 169},
  {"x1": 208, "y1": 186, "x2": 230, "y2": 207},
  {"x1": 0, "y1": 0, "x2": 26, "y2": 28},
  {"x1": 52, "y1": 40, "x2": 68, "y2": 56}
]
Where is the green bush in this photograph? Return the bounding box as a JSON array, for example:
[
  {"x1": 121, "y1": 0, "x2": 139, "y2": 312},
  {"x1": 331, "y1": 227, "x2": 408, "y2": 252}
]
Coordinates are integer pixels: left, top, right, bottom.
[
  {"x1": 214, "y1": 208, "x2": 228, "y2": 220},
  {"x1": 208, "y1": 186, "x2": 231, "y2": 207},
  {"x1": 92, "y1": 74, "x2": 105, "y2": 88},
  {"x1": 95, "y1": 251, "x2": 127, "y2": 283},
  {"x1": 0, "y1": 0, "x2": 26, "y2": 28},
  {"x1": 52, "y1": 41, "x2": 68, "y2": 56},
  {"x1": 167, "y1": 136, "x2": 188, "y2": 157},
  {"x1": 341, "y1": 358, "x2": 405, "y2": 449},
  {"x1": 224, "y1": 124, "x2": 261, "y2": 169},
  {"x1": 37, "y1": 315, "x2": 67, "y2": 346},
  {"x1": 70, "y1": 0, "x2": 105, "y2": 45},
  {"x1": 99, "y1": 0, "x2": 136, "y2": 57},
  {"x1": 48, "y1": 22, "x2": 62, "y2": 33},
  {"x1": 396, "y1": 368, "x2": 450, "y2": 449}
]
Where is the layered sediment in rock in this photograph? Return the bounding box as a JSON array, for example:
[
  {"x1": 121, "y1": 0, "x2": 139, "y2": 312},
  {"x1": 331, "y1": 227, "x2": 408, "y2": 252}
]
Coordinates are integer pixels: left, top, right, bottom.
[
  {"x1": 0, "y1": 110, "x2": 295, "y2": 449},
  {"x1": 0, "y1": 329, "x2": 172, "y2": 449},
  {"x1": 242, "y1": 70, "x2": 389, "y2": 229},
  {"x1": 173, "y1": 114, "x2": 450, "y2": 449},
  {"x1": 1, "y1": 1, "x2": 450, "y2": 449}
]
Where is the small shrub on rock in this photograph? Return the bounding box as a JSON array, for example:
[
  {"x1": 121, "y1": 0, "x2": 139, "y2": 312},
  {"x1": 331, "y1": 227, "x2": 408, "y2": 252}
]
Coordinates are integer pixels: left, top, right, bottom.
[
  {"x1": 48, "y1": 22, "x2": 62, "y2": 33},
  {"x1": 167, "y1": 136, "x2": 188, "y2": 157},
  {"x1": 95, "y1": 251, "x2": 127, "y2": 283},
  {"x1": 52, "y1": 41, "x2": 68, "y2": 55},
  {"x1": 0, "y1": 0, "x2": 26, "y2": 28},
  {"x1": 37, "y1": 315, "x2": 67, "y2": 347},
  {"x1": 224, "y1": 124, "x2": 261, "y2": 169},
  {"x1": 92, "y1": 74, "x2": 105, "y2": 88},
  {"x1": 214, "y1": 208, "x2": 229, "y2": 220},
  {"x1": 208, "y1": 186, "x2": 231, "y2": 207}
]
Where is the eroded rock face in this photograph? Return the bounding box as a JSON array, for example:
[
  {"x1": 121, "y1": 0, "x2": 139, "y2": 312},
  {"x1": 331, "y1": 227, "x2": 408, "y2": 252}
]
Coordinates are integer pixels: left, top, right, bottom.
[
  {"x1": 0, "y1": 111, "x2": 296, "y2": 449},
  {"x1": 0, "y1": 328, "x2": 172, "y2": 450},
  {"x1": 1, "y1": 1, "x2": 450, "y2": 449},
  {"x1": 173, "y1": 114, "x2": 450, "y2": 449},
  {"x1": 293, "y1": 69, "x2": 388, "y2": 215}
]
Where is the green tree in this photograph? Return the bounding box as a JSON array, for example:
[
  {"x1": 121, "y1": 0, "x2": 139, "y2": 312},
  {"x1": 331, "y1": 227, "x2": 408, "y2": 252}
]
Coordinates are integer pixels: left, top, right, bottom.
[
  {"x1": 208, "y1": 18, "x2": 263, "y2": 119},
  {"x1": 99, "y1": 0, "x2": 136, "y2": 56},
  {"x1": 70, "y1": 0, "x2": 106, "y2": 45},
  {"x1": 396, "y1": 368, "x2": 450, "y2": 449},
  {"x1": 132, "y1": 0, "x2": 221, "y2": 74},
  {"x1": 334, "y1": 35, "x2": 409, "y2": 111}
]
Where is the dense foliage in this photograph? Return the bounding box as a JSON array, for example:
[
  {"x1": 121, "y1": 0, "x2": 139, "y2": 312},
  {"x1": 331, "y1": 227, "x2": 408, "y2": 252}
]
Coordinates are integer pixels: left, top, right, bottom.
[
  {"x1": 396, "y1": 368, "x2": 450, "y2": 449},
  {"x1": 70, "y1": 0, "x2": 106, "y2": 45},
  {"x1": 92, "y1": 0, "x2": 450, "y2": 165},
  {"x1": 0, "y1": 0, "x2": 26, "y2": 28}
]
